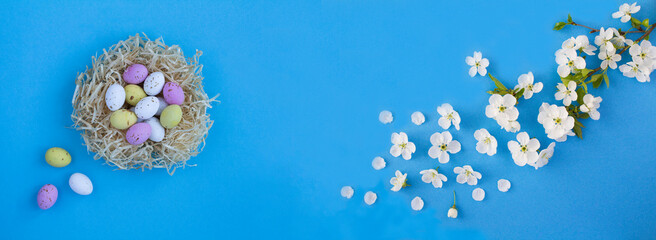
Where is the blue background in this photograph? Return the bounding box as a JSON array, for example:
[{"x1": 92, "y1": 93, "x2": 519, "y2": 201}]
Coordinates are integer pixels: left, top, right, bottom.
[{"x1": 1, "y1": 0, "x2": 655, "y2": 239}]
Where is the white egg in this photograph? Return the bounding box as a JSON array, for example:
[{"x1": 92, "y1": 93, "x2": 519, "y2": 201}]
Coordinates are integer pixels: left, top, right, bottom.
[
  {"x1": 105, "y1": 84, "x2": 125, "y2": 111},
  {"x1": 130, "y1": 107, "x2": 146, "y2": 123},
  {"x1": 145, "y1": 117, "x2": 166, "y2": 142},
  {"x1": 144, "y1": 72, "x2": 165, "y2": 96},
  {"x1": 69, "y1": 173, "x2": 93, "y2": 195},
  {"x1": 155, "y1": 96, "x2": 168, "y2": 116},
  {"x1": 134, "y1": 96, "x2": 160, "y2": 120}
]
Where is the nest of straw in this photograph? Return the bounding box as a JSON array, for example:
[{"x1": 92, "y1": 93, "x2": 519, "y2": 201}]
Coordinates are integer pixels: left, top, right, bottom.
[{"x1": 72, "y1": 33, "x2": 217, "y2": 174}]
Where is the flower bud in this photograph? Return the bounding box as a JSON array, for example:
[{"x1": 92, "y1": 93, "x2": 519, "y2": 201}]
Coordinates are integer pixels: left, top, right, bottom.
[{"x1": 448, "y1": 206, "x2": 458, "y2": 218}]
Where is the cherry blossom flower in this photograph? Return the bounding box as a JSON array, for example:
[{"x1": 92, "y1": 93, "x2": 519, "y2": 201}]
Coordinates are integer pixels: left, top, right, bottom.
[
  {"x1": 555, "y1": 49, "x2": 586, "y2": 77},
  {"x1": 555, "y1": 81, "x2": 578, "y2": 106},
  {"x1": 612, "y1": 2, "x2": 641, "y2": 23},
  {"x1": 599, "y1": 49, "x2": 621, "y2": 69},
  {"x1": 538, "y1": 103, "x2": 575, "y2": 141},
  {"x1": 474, "y1": 128, "x2": 497, "y2": 156},
  {"x1": 411, "y1": 111, "x2": 425, "y2": 125},
  {"x1": 619, "y1": 59, "x2": 651, "y2": 82},
  {"x1": 341, "y1": 186, "x2": 354, "y2": 199},
  {"x1": 514, "y1": 72, "x2": 543, "y2": 99},
  {"x1": 629, "y1": 40, "x2": 656, "y2": 65},
  {"x1": 454, "y1": 165, "x2": 481, "y2": 185},
  {"x1": 507, "y1": 132, "x2": 540, "y2": 167},
  {"x1": 420, "y1": 167, "x2": 448, "y2": 188},
  {"x1": 411, "y1": 197, "x2": 424, "y2": 211},
  {"x1": 390, "y1": 132, "x2": 416, "y2": 160},
  {"x1": 390, "y1": 170, "x2": 408, "y2": 192},
  {"x1": 575, "y1": 35, "x2": 598, "y2": 55},
  {"x1": 448, "y1": 191, "x2": 458, "y2": 218},
  {"x1": 580, "y1": 94, "x2": 603, "y2": 120},
  {"x1": 595, "y1": 27, "x2": 616, "y2": 53},
  {"x1": 485, "y1": 94, "x2": 518, "y2": 121},
  {"x1": 428, "y1": 131, "x2": 461, "y2": 163},
  {"x1": 379, "y1": 110, "x2": 393, "y2": 124},
  {"x1": 496, "y1": 116, "x2": 521, "y2": 133},
  {"x1": 437, "y1": 103, "x2": 461, "y2": 130},
  {"x1": 529, "y1": 142, "x2": 556, "y2": 170},
  {"x1": 466, "y1": 51, "x2": 489, "y2": 77}
]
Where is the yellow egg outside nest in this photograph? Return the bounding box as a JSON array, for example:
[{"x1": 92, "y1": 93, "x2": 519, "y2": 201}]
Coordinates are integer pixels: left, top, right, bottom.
[{"x1": 45, "y1": 147, "x2": 71, "y2": 168}]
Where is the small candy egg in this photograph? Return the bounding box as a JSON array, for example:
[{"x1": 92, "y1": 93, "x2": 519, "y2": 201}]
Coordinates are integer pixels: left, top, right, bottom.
[
  {"x1": 122, "y1": 64, "x2": 148, "y2": 84},
  {"x1": 124, "y1": 84, "x2": 147, "y2": 106},
  {"x1": 45, "y1": 147, "x2": 71, "y2": 168},
  {"x1": 145, "y1": 118, "x2": 165, "y2": 142},
  {"x1": 134, "y1": 96, "x2": 160, "y2": 120},
  {"x1": 144, "y1": 72, "x2": 165, "y2": 96},
  {"x1": 155, "y1": 97, "x2": 168, "y2": 116},
  {"x1": 130, "y1": 107, "x2": 146, "y2": 123},
  {"x1": 110, "y1": 109, "x2": 137, "y2": 130},
  {"x1": 160, "y1": 105, "x2": 182, "y2": 129},
  {"x1": 105, "y1": 84, "x2": 125, "y2": 111},
  {"x1": 69, "y1": 173, "x2": 93, "y2": 195},
  {"x1": 162, "y1": 82, "x2": 185, "y2": 105},
  {"x1": 126, "y1": 122, "x2": 151, "y2": 145},
  {"x1": 37, "y1": 184, "x2": 58, "y2": 210}
]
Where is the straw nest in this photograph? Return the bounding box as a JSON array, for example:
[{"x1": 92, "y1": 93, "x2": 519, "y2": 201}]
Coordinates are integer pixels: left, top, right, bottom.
[{"x1": 72, "y1": 33, "x2": 217, "y2": 174}]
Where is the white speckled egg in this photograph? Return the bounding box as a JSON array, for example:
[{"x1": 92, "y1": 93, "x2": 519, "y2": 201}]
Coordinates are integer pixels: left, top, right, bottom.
[
  {"x1": 155, "y1": 97, "x2": 168, "y2": 116},
  {"x1": 105, "y1": 84, "x2": 125, "y2": 111},
  {"x1": 144, "y1": 72, "x2": 165, "y2": 96},
  {"x1": 145, "y1": 117, "x2": 166, "y2": 142},
  {"x1": 130, "y1": 107, "x2": 146, "y2": 123},
  {"x1": 134, "y1": 96, "x2": 160, "y2": 120},
  {"x1": 69, "y1": 173, "x2": 93, "y2": 195}
]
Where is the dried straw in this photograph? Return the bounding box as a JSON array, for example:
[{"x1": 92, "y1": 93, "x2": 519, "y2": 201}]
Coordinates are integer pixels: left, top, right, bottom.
[{"x1": 71, "y1": 33, "x2": 218, "y2": 174}]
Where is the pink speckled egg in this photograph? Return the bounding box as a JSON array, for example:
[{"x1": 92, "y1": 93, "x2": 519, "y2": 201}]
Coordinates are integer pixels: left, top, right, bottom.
[
  {"x1": 162, "y1": 82, "x2": 185, "y2": 105},
  {"x1": 125, "y1": 122, "x2": 151, "y2": 145},
  {"x1": 123, "y1": 64, "x2": 149, "y2": 84},
  {"x1": 37, "y1": 184, "x2": 58, "y2": 210}
]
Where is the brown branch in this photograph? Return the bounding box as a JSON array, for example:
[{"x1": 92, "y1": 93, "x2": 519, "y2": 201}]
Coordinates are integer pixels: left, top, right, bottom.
[
  {"x1": 570, "y1": 22, "x2": 599, "y2": 33},
  {"x1": 618, "y1": 23, "x2": 656, "y2": 55}
]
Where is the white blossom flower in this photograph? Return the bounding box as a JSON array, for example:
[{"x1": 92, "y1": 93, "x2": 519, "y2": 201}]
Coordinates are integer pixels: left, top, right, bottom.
[
  {"x1": 364, "y1": 191, "x2": 377, "y2": 205},
  {"x1": 599, "y1": 49, "x2": 621, "y2": 69},
  {"x1": 411, "y1": 196, "x2": 424, "y2": 211},
  {"x1": 420, "y1": 167, "x2": 448, "y2": 188},
  {"x1": 372, "y1": 156, "x2": 386, "y2": 170},
  {"x1": 580, "y1": 94, "x2": 603, "y2": 120},
  {"x1": 341, "y1": 186, "x2": 354, "y2": 199},
  {"x1": 472, "y1": 188, "x2": 485, "y2": 201},
  {"x1": 411, "y1": 111, "x2": 425, "y2": 125},
  {"x1": 619, "y1": 59, "x2": 651, "y2": 82},
  {"x1": 595, "y1": 27, "x2": 616, "y2": 53},
  {"x1": 390, "y1": 170, "x2": 408, "y2": 192},
  {"x1": 448, "y1": 191, "x2": 458, "y2": 218},
  {"x1": 390, "y1": 132, "x2": 416, "y2": 160},
  {"x1": 496, "y1": 116, "x2": 521, "y2": 133},
  {"x1": 555, "y1": 81, "x2": 578, "y2": 106},
  {"x1": 507, "y1": 132, "x2": 540, "y2": 167},
  {"x1": 575, "y1": 35, "x2": 598, "y2": 55},
  {"x1": 555, "y1": 130, "x2": 576, "y2": 143},
  {"x1": 629, "y1": 40, "x2": 656, "y2": 64},
  {"x1": 538, "y1": 103, "x2": 575, "y2": 141},
  {"x1": 514, "y1": 72, "x2": 543, "y2": 99},
  {"x1": 474, "y1": 128, "x2": 497, "y2": 156},
  {"x1": 428, "y1": 131, "x2": 461, "y2": 163},
  {"x1": 497, "y1": 179, "x2": 511, "y2": 192},
  {"x1": 612, "y1": 2, "x2": 641, "y2": 23},
  {"x1": 379, "y1": 110, "x2": 393, "y2": 124},
  {"x1": 485, "y1": 94, "x2": 518, "y2": 120},
  {"x1": 437, "y1": 103, "x2": 461, "y2": 130},
  {"x1": 466, "y1": 51, "x2": 489, "y2": 77},
  {"x1": 529, "y1": 142, "x2": 556, "y2": 169},
  {"x1": 454, "y1": 165, "x2": 482, "y2": 185},
  {"x1": 555, "y1": 49, "x2": 586, "y2": 77}
]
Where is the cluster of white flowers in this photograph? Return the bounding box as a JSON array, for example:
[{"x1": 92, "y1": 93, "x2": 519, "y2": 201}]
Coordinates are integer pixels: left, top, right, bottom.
[
  {"x1": 538, "y1": 103, "x2": 575, "y2": 142},
  {"x1": 507, "y1": 132, "x2": 540, "y2": 167},
  {"x1": 620, "y1": 40, "x2": 656, "y2": 82},
  {"x1": 580, "y1": 94, "x2": 603, "y2": 120},
  {"x1": 485, "y1": 94, "x2": 520, "y2": 132}
]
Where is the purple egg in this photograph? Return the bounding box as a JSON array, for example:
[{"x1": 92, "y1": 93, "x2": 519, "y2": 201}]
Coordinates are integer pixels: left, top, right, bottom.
[
  {"x1": 126, "y1": 122, "x2": 152, "y2": 145},
  {"x1": 123, "y1": 64, "x2": 149, "y2": 84},
  {"x1": 162, "y1": 82, "x2": 185, "y2": 105},
  {"x1": 37, "y1": 184, "x2": 58, "y2": 210}
]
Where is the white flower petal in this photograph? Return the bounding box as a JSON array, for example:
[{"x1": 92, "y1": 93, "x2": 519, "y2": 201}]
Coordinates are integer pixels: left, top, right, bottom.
[
  {"x1": 341, "y1": 186, "x2": 354, "y2": 199},
  {"x1": 472, "y1": 188, "x2": 485, "y2": 201},
  {"x1": 411, "y1": 196, "x2": 424, "y2": 211},
  {"x1": 379, "y1": 110, "x2": 393, "y2": 124},
  {"x1": 411, "y1": 111, "x2": 425, "y2": 125},
  {"x1": 364, "y1": 191, "x2": 377, "y2": 205},
  {"x1": 372, "y1": 157, "x2": 386, "y2": 170},
  {"x1": 498, "y1": 179, "x2": 511, "y2": 192}
]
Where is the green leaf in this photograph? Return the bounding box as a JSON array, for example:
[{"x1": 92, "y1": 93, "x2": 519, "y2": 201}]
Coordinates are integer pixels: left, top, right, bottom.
[
  {"x1": 646, "y1": 34, "x2": 651, "y2": 41},
  {"x1": 579, "y1": 68, "x2": 592, "y2": 77},
  {"x1": 578, "y1": 113, "x2": 590, "y2": 119},
  {"x1": 573, "y1": 125, "x2": 583, "y2": 139},
  {"x1": 631, "y1": 17, "x2": 642, "y2": 29},
  {"x1": 514, "y1": 88, "x2": 525, "y2": 99},
  {"x1": 603, "y1": 72, "x2": 610, "y2": 88},
  {"x1": 574, "y1": 119, "x2": 585, "y2": 128},
  {"x1": 567, "y1": 14, "x2": 573, "y2": 23},
  {"x1": 643, "y1": 19, "x2": 650, "y2": 28},
  {"x1": 591, "y1": 74, "x2": 603, "y2": 88},
  {"x1": 553, "y1": 22, "x2": 567, "y2": 31},
  {"x1": 576, "y1": 87, "x2": 586, "y2": 105},
  {"x1": 488, "y1": 73, "x2": 508, "y2": 91}
]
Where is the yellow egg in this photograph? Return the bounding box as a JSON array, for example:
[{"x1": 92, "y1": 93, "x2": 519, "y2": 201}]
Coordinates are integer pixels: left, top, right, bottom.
[
  {"x1": 45, "y1": 147, "x2": 71, "y2": 168},
  {"x1": 110, "y1": 109, "x2": 137, "y2": 130},
  {"x1": 160, "y1": 105, "x2": 182, "y2": 129},
  {"x1": 124, "y1": 84, "x2": 146, "y2": 106}
]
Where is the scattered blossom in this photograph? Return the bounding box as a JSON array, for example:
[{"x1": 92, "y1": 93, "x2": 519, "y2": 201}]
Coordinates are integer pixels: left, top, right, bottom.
[
  {"x1": 466, "y1": 51, "x2": 489, "y2": 77},
  {"x1": 411, "y1": 111, "x2": 425, "y2": 125},
  {"x1": 472, "y1": 188, "x2": 485, "y2": 201},
  {"x1": 485, "y1": 94, "x2": 520, "y2": 132},
  {"x1": 448, "y1": 191, "x2": 458, "y2": 218},
  {"x1": 428, "y1": 131, "x2": 461, "y2": 163},
  {"x1": 612, "y1": 2, "x2": 641, "y2": 23},
  {"x1": 529, "y1": 142, "x2": 556, "y2": 170},
  {"x1": 555, "y1": 49, "x2": 586, "y2": 77},
  {"x1": 390, "y1": 170, "x2": 408, "y2": 192},
  {"x1": 437, "y1": 103, "x2": 461, "y2": 130},
  {"x1": 364, "y1": 191, "x2": 377, "y2": 205},
  {"x1": 474, "y1": 128, "x2": 497, "y2": 156},
  {"x1": 555, "y1": 81, "x2": 578, "y2": 106},
  {"x1": 390, "y1": 132, "x2": 416, "y2": 160},
  {"x1": 507, "y1": 132, "x2": 540, "y2": 167},
  {"x1": 497, "y1": 179, "x2": 511, "y2": 192},
  {"x1": 580, "y1": 94, "x2": 603, "y2": 120},
  {"x1": 411, "y1": 196, "x2": 424, "y2": 211},
  {"x1": 341, "y1": 186, "x2": 354, "y2": 199},
  {"x1": 454, "y1": 165, "x2": 482, "y2": 185},
  {"x1": 420, "y1": 167, "x2": 448, "y2": 188},
  {"x1": 379, "y1": 110, "x2": 393, "y2": 124},
  {"x1": 599, "y1": 49, "x2": 621, "y2": 69},
  {"x1": 371, "y1": 156, "x2": 386, "y2": 170},
  {"x1": 514, "y1": 72, "x2": 543, "y2": 99},
  {"x1": 538, "y1": 103, "x2": 575, "y2": 141}
]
